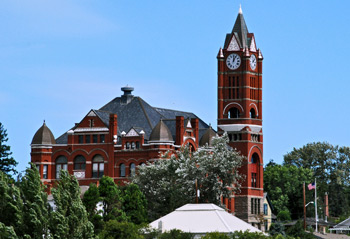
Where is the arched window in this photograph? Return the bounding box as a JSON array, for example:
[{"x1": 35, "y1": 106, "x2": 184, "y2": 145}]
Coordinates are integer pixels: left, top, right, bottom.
[
  {"x1": 56, "y1": 156, "x2": 67, "y2": 179},
  {"x1": 136, "y1": 142, "x2": 140, "y2": 149},
  {"x1": 130, "y1": 163, "x2": 136, "y2": 177},
  {"x1": 131, "y1": 142, "x2": 136, "y2": 149},
  {"x1": 251, "y1": 153, "x2": 259, "y2": 188},
  {"x1": 228, "y1": 107, "x2": 240, "y2": 119},
  {"x1": 250, "y1": 108, "x2": 257, "y2": 118},
  {"x1": 120, "y1": 163, "x2": 126, "y2": 177},
  {"x1": 126, "y1": 142, "x2": 130, "y2": 149},
  {"x1": 92, "y1": 155, "x2": 104, "y2": 178},
  {"x1": 74, "y1": 155, "x2": 86, "y2": 170},
  {"x1": 251, "y1": 153, "x2": 259, "y2": 164},
  {"x1": 139, "y1": 162, "x2": 146, "y2": 167}
]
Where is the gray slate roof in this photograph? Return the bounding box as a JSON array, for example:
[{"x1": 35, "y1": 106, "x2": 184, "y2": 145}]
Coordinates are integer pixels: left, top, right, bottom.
[
  {"x1": 56, "y1": 92, "x2": 210, "y2": 144},
  {"x1": 224, "y1": 11, "x2": 250, "y2": 49}
]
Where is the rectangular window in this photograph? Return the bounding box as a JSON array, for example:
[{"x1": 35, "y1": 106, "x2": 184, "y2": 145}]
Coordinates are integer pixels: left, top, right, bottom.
[
  {"x1": 100, "y1": 135, "x2": 105, "y2": 143},
  {"x1": 36, "y1": 164, "x2": 40, "y2": 173},
  {"x1": 258, "y1": 199, "x2": 260, "y2": 214},
  {"x1": 43, "y1": 165, "x2": 48, "y2": 179},
  {"x1": 251, "y1": 198, "x2": 254, "y2": 214},
  {"x1": 93, "y1": 134, "x2": 98, "y2": 143},
  {"x1": 264, "y1": 203, "x2": 268, "y2": 215},
  {"x1": 255, "y1": 199, "x2": 258, "y2": 214},
  {"x1": 78, "y1": 135, "x2": 83, "y2": 144},
  {"x1": 85, "y1": 135, "x2": 91, "y2": 143},
  {"x1": 251, "y1": 173, "x2": 257, "y2": 187}
]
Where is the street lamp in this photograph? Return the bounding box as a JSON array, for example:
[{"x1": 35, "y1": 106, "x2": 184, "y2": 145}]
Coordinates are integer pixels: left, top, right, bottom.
[{"x1": 305, "y1": 201, "x2": 314, "y2": 207}]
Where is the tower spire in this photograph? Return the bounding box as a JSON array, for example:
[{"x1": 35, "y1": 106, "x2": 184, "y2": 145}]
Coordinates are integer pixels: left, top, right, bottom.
[{"x1": 239, "y1": 4, "x2": 242, "y2": 14}]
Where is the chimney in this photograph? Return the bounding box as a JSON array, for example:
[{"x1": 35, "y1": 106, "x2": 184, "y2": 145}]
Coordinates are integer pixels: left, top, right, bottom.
[
  {"x1": 109, "y1": 114, "x2": 118, "y2": 143},
  {"x1": 176, "y1": 116, "x2": 184, "y2": 145}
]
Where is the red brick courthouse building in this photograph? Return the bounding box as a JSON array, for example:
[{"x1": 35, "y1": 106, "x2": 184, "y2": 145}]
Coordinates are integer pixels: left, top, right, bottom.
[{"x1": 31, "y1": 8, "x2": 264, "y2": 226}]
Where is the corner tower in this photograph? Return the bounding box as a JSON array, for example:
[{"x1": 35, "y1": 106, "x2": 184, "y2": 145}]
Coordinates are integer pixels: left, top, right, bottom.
[{"x1": 217, "y1": 6, "x2": 264, "y2": 227}]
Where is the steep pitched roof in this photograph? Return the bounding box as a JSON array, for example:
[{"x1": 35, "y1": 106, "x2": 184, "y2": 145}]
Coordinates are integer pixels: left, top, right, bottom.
[
  {"x1": 232, "y1": 12, "x2": 249, "y2": 48},
  {"x1": 224, "y1": 8, "x2": 253, "y2": 50}
]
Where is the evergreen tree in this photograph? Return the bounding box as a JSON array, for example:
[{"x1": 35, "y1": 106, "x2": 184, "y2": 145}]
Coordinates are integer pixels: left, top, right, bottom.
[
  {"x1": 0, "y1": 122, "x2": 17, "y2": 175},
  {"x1": 18, "y1": 164, "x2": 50, "y2": 238},
  {"x1": 49, "y1": 170, "x2": 94, "y2": 239},
  {"x1": 121, "y1": 183, "x2": 148, "y2": 224},
  {"x1": 0, "y1": 171, "x2": 24, "y2": 237},
  {"x1": 0, "y1": 222, "x2": 18, "y2": 239},
  {"x1": 99, "y1": 176, "x2": 127, "y2": 222},
  {"x1": 83, "y1": 183, "x2": 104, "y2": 235}
]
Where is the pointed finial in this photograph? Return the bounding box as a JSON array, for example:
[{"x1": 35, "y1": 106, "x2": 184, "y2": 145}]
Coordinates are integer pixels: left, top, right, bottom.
[
  {"x1": 239, "y1": 4, "x2": 243, "y2": 14},
  {"x1": 43, "y1": 120, "x2": 46, "y2": 124}
]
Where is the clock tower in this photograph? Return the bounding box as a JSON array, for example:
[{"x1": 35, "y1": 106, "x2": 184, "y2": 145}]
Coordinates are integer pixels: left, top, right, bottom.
[{"x1": 217, "y1": 6, "x2": 264, "y2": 227}]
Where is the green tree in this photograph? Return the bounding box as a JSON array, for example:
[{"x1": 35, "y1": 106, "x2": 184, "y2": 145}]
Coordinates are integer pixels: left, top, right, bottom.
[
  {"x1": 49, "y1": 170, "x2": 94, "y2": 239},
  {"x1": 18, "y1": 164, "x2": 50, "y2": 238},
  {"x1": 99, "y1": 220, "x2": 141, "y2": 239},
  {"x1": 99, "y1": 176, "x2": 127, "y2": 222},
  {"x1": 264, "y1": 161, "x2": 313, "y2": 219},
  {"x1": 121, "y1": 183, "x2": 148, "y2": 225},
  {"x1": 133, "y1": 134, "x2": 244, "y2": 221},
  {"x1": 157, "y1": 229, "x2": 193, "y2": 239},
  {"x1": 201, "y1": 232, "x2": 230, "y2": 239},
  {"x1": 83, "y1": 183, "x2": 101, "y2": 218},
  {"x1": 276, "y1": 210, "x2": 291, "y2": 222},
  {"x1": 283, "y1": 142, "x2": 350, "y2": 217},
  {"x1": 0, "y1": 122, "x2": 17, "y2": 175},
  {"x1": 269, "y1": 222, "x2": 286, "y2": 237},
  {"x1": 286, "y1": 220, "x2": 314, "y2": 239},
  {"x1": 83, "y1": 183, "x2": 104, "y2": 235},
  {"x1": 0, "y1": 171, "x2": 24, "y2": 237},
  {"x1": 0, "y1": 222, "x2": 18, "y2": 239}
]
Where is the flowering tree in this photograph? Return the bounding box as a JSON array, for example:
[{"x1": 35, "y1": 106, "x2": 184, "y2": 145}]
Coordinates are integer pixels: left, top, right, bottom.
[{"x1": 133, "y1": 134, "x2": 244, "y2": 221}]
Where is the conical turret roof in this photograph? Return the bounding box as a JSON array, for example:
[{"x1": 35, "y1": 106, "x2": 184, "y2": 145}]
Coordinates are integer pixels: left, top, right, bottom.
[
  {"x1": 149, "y1": 120, "x2": 173, "y2": 142},
  {"x1": 31, "y1": 122, "x2": 56, "y2": 145},
  {"x1": 231, "y1": 8, "x2": 249, "y2": 48},
  {"x1": 199, "y1": 127, "x2": 216, "y2": 147}
]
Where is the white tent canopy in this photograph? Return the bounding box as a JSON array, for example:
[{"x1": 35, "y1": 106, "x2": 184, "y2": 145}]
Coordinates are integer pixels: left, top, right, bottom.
[{"x1": 150, "y1": 203, "x2": 262, "y2": 236}]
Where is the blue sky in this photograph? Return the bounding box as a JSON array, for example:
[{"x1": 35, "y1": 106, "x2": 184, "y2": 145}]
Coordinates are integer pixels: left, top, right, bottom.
[{"x1": 1, "y1": 0, "x2": 350, "y2": 173}]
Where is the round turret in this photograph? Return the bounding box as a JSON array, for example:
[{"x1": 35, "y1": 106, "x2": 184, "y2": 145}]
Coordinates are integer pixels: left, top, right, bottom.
[{"x1": 31, "y1": 122, "x2": 56, "y2": 145}]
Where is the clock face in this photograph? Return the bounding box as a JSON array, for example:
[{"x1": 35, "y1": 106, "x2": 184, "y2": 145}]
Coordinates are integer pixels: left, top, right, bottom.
[
  {"x1": 226, "y1": 53, "x2": 241, "y2": 70},
  {"x1": 250, "y1": 54, "x2": 257, "y2": 70}
]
